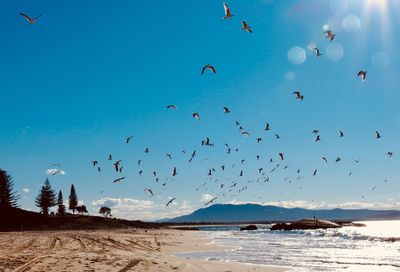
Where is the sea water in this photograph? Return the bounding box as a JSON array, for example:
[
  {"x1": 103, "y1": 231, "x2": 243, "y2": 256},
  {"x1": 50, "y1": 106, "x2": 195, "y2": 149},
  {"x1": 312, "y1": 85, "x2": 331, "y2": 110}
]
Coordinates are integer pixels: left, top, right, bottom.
[{"x1": 177, "y1": 221, "x2": 400, "y2": 271}]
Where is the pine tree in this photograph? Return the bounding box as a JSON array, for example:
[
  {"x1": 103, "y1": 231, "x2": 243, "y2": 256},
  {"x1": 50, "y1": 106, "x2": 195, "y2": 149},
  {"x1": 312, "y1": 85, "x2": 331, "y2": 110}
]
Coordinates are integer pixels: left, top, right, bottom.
[
  {"x1": 35, "y1": 178, "x2": 56, "y2": 216},
  {"x1": 0, "y1": 169, "x2": 20, "y2": 208},
  {"x1": 68, "y1": 184, "x2": 78, "y2": 215},
  {"x1": 57, "y1": 190, "x2": 66, "y2": 216}
]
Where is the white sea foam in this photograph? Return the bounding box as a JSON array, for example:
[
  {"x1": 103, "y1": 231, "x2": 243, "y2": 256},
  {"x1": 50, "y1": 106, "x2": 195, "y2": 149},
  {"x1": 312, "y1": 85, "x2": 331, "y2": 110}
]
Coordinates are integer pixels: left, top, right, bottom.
[{"x1": 177, "y1": 221, "x2": 400, "y2": 271}]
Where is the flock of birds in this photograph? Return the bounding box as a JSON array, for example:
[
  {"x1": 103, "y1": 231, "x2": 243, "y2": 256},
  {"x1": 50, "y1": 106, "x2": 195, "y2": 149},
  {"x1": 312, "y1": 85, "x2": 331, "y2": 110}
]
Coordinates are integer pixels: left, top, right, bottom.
[{"x1": 21, "y1": 3, "x2": 393, "y2": 209}]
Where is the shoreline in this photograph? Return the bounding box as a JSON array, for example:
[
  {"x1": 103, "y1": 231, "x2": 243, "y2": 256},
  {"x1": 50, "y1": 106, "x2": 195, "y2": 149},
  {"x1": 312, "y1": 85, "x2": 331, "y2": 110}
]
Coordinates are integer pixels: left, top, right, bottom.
[{"x1": 170, "y1": 230, "x2": 287, "y2": 272}]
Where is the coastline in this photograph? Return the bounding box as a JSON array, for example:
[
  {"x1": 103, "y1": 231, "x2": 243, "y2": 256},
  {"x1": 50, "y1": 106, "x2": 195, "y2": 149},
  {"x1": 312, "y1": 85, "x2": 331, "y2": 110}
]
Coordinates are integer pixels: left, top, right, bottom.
[
  {"x1": 0, "y1": 228, "x2": 287, "y2": 272},
  {"x1": 169, "y1": 230, "x2": 287, "y2": 272}
]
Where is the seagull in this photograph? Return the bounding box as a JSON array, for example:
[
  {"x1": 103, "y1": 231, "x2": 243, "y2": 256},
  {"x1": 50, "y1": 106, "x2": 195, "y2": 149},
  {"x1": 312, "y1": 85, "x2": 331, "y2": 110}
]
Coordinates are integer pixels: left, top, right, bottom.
[
  {"x1": 313, "y1": 169, "x2": 318, "y2": 176},
  {"x1": 192, "y1": 112, "x2": 201, "y2": 120},
  {"x1": 375, "y1": 131, "x2": 381, "y2": 139},
  {"x1": 119, "y1": 167, "x2": 124, "y2": 173},
  {"x1": 97, "y1": 167, "x2": 101, "y2": 172},
  {"x1": 235, "y1": 120, "x2": 241, "y2": 126},
  {"x1": 239, "y1": 170, "x2": 243, "y2": 177},
  {"x1": 241, "y1": 131, "x2": 251, "y2": 136},
  {"x1": 357, "y1": 70, "x2": 367, "y2": 81},
  {"x1": 19, "y1": 13, "x2": 41, "y2": 24},
  {"x1": 223, "y1": 107, "x2": 231, "y2": 113},
  {"x1": 201, "y1": 64, "x2": 216, "y2": 75},
  {"x1": 144, "y1": 147, "x2": 149, "y2": 153},
  {"x1": 112, "y1": 177, "x2": 126, "y2": 183},
  {"x1": 171, "y1": 167, "x2": 177, "y2": 176},
  {"x1": 264, "y1": 123, "x2": 270, "y2": 131},
  {"x1": 312, "y1": 130, "x2": 319, "y2": 134},
  {"x1": 153, "y1": 171, "x2": 157, "y2": 177},
  {"x1": 144, "y1": 189, "x2": 154, "y2": 196},
  {"x1": 313, "y1": 47, "x2": 322, "y2": 57},
  {"x1": 108, "y1": 154, "x2": 112, "y2": 160},
  {"x1": 293, "y1": 91, "x2": 304, "y2": 100},
  {"x1": 221, "y1": 165, "x2": 225, "y2": 170},
  {"x1": 223, "y1": 2, "x2": 234, "y2": 19},
  {"x1": 208, "y1": 169, "x2": 212, "y2": 176},
  {"x1": 322, "y1": 157, "x2": 328, "y2": 163},
  {"x1": 138, "y1": 170, "x2": 143, "y2": 175},
  {"x1": 113, "y1": 160, "x2": 122, "y2": 172},
  {"x1": 339, "y1": 130, "x2": 344, "y2": 137},
  {"x1": 50, "y1": 163, "x2": 62, "y2": 168},
  {"x1": 92, "y1": 161, "x2": 98, "y2": 166},
  {"x1": 335, "y1": 157, "x2": 341, "y2": 163},
  {"x1": 241, "y1": 21, "x2": 252, "y2": 33},
  {"x1": 387, "y1": 152, "x2": 393, "y2": 158},
  {"x1": 256, "y1": 137, "x2": 262, "y2": 143},
  {"x1": 167, "y1": 105, "x2": 177, "y2": 109},
  {"x1": 166, "y1": 198, "x2": 176, "y2": 207},
  {"x1": 205, "y1": 197, "x2": 218, "y2": 206},
  {"x1": 275, "y1": 134, "x2": 280, "y2": 139},
  {"x1": 126, "y1": 136, "x2": 133, "y2": 144},
  {"x1": 166, "y1": 153, "x2": 172, "y2": 160},
  {"x1": 256, "y1": 155, "x2": 260, "y2": 160},
  {"x1": 278, "y1": 153, "x2": 284, "y2": 160},
  {"x1": 324, "y1": 30, "x2": 336, "y2": 41},
  {"x1": 137, "y1": 160, "x2": 142, "y2": 166},
  {"x1": 314, "y1": 135, "x2": 321, "y2": 142}
]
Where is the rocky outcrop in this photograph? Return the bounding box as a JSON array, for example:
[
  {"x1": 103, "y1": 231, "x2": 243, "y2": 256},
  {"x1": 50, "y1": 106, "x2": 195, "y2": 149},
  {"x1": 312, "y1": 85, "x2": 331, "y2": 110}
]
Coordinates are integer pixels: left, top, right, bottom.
[
  {"x1": 270, "y1": 219, "x2": 342, "y2": 231},
  {"x1": 240, "y1": 224, "x2": 258, "y2": 231}
]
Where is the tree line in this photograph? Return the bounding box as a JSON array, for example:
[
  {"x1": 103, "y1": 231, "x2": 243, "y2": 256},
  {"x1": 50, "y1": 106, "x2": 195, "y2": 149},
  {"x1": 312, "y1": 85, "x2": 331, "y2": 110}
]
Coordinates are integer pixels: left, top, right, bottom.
[{"x1": 0, "y1": 168, "x2": 112, "y2": 218}]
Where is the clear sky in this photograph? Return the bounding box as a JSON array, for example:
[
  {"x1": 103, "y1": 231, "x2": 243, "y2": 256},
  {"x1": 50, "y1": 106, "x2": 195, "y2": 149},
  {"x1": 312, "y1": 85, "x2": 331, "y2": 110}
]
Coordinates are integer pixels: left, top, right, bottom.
[{"x1": 1, "y1": 0, "x2": 400, "y2": 220}]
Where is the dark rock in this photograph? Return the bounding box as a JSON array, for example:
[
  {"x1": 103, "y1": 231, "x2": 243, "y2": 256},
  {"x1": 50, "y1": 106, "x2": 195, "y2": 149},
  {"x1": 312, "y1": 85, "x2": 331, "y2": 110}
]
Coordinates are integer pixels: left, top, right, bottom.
[
  {"x1": 240, "y1": 224, "x2": 258, "y2": 231},
  {"x1": 271, "y1": 218, "x2": 342, "y2": 231}
]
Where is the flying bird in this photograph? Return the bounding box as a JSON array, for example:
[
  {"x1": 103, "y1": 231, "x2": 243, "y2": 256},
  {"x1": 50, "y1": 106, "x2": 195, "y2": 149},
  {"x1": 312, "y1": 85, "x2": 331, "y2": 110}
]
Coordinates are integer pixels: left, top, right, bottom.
[
  {"x1": 339, "y1": 130, "x2": 344, "y2": 137},
  {"x1": 278, "y1": 153, "x2": 284, "y2": 160},
  {"x1": 144, "y1": 147, "x2": 149, "y2": 153},
  {"x1": 313, "y1": 47, "x2": 322, "y2": 57},
  {"x1": 113, "y1": 160, "x2": 122, "y2": 172},
  {"x1": 313, "y1": 169, "x2": 318, "y2": 176},
  {"x1": 223, "y1": 107, "x2": 231, "y2": 113},
  {"x1": 201, "y1": 64, "x2": 216, "y2": 75},
  {"x1": 126, "y1": 136, "x2": 133, "y2": 144},
  {"x1": 167, "y1": 105, "x2": 177, "y2": 109},
  {"x1": 322, "y1": 157, "x2": 328, "y2": 163},
  {"x1": 357, "y1": 70, "x2": 367, "y2": 81},
  {"x1": 108, "y1": 154, "x2": 112, "y2": 160},
  {"x1": 92, "y1": 161, "x2": 98, "y2": 166},
  {"x1": 166, "y1": 198, "x2": 176, "y2": 207},
  {"x1": 192, "y1": 112, "x2": 201, "y2": 120},
  {"x1": 171, "y1": 167, "x2": 177, "y2": 176},
  {"x1": 387, "y1": 152, "x2": 393, "y2": 158},
  {"x1": 205, "y1": 197, "x2": 218, "y2": 206},
  {"x1": 314, "y1": 135, "x2": 321, "y2": 142},
  {"x1": 166, "y1": 153, "x2": 172, "y2": 160},
  {"x1": 375, "y1": 131, "x2": 381, "y2": 139},
  {"x1": 256, "y1": 137, "x2": 262, "y2": 143},
  {"x1": 335, "y1": 157, "x2": 341, "y2": 163},
  {"x1": 292, "y1": 91, "x2": 304, "y2": 100},
  {"x1": 241, "y1": 131, "x2": 251, "y2": 136},
  {"x1": 19, "y1": 13, "x2": 41, "y2": 24},
  {"x1": 241, "y1": 21, "x2": 252, "y2": 33},
  {"x1": 144, "y1": 189, "x2": 154, "y2": 196},
  {"x1": 223, "y1": 2, "x2": 234, "y2": 19},
  {"x1": 264, "y1": 123, "x2": 270, "y2": 131},
  {"x1": 324, "y1": 30, "x2": 336, "y2": 41},
  {"x1": 312, "y1": 130, "x2": 319, "y2": 134},
  {"x1": 112, "y1": 177, "x2": 126, "y2": 183}
]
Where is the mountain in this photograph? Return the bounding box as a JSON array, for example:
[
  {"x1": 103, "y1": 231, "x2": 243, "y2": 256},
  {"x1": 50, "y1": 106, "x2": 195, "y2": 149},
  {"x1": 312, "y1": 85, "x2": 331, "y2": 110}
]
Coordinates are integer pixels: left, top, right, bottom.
[{"x1": 164, "y1": 204, "x2": 400, "y2": 223}]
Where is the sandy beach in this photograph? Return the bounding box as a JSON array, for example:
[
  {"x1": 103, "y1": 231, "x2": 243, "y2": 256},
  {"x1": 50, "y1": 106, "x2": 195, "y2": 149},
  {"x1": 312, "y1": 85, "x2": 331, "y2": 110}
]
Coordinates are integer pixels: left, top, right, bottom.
[{"x1": 0, "y1": 229, "x2": 285, "y2": 272}]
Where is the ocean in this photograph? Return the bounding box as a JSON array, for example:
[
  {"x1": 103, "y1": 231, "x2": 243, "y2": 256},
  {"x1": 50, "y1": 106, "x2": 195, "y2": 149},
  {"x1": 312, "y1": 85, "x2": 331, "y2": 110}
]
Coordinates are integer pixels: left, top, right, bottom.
[{"x1": 177, "y1": 220, "x2": 400, "y2": 272}]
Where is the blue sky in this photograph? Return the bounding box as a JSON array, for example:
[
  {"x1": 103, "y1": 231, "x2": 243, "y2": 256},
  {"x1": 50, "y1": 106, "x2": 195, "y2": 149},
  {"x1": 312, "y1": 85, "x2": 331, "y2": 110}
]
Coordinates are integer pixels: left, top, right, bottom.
[{"x1": 1, "y1": 0, "x2": 400, "y2": 220}]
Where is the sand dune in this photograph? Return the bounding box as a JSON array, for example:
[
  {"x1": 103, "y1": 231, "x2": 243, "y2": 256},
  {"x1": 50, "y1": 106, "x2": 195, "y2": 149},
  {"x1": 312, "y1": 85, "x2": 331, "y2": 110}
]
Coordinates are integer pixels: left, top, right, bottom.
[{"x1": 0, "y1": 229, "x2": 284, "y2": 272}]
